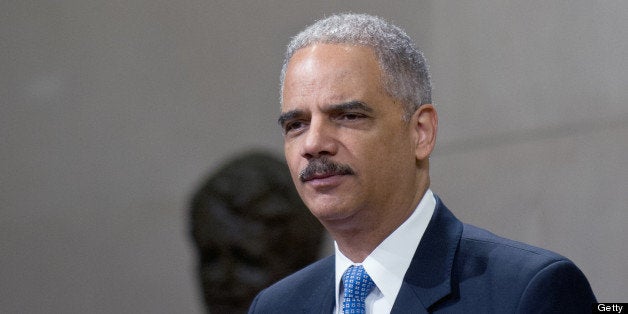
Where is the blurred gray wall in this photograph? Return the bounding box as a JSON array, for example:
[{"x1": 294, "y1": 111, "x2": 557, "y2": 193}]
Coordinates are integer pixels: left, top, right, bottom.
[{"x1": 2, "y1": 1, "x2": 626, "y2": 312}]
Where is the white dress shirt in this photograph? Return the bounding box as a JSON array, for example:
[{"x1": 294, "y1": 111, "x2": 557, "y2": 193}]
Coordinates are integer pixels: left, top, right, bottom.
[{"x1": 334, "y1": 189, "x2": 436, "y2": 314}]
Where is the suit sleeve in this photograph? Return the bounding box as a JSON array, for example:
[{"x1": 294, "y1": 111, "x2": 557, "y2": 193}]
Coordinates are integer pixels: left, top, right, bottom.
[{"x1": 516, "y1": 260, "x2": 596, "y2": 314}]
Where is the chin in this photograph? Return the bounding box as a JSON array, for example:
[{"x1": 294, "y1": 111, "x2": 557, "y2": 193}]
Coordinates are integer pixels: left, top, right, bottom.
[{"x1": 307, "y1": 201, "x2": 357, "y2": 224}]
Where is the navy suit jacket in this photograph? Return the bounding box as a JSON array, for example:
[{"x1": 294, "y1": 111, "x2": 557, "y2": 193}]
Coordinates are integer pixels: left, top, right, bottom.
[{"x1": 248, "y1": 196, "x2": 596, "y2": 313}]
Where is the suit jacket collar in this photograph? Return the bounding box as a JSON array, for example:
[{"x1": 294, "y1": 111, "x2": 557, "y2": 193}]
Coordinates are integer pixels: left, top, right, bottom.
[{"x1": 391, "y1": 195, "x2": 463, "y2": 313}]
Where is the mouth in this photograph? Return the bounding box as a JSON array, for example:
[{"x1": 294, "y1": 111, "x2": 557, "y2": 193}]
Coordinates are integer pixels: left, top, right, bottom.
[{"x1": 301, "y1": 171, "x2": 349, "y2": 182}]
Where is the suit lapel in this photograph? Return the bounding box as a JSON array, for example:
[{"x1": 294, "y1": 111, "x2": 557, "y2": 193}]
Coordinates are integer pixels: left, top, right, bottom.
[{"x1": 392, "y1": 196, "x2": 463, "y2": 313}]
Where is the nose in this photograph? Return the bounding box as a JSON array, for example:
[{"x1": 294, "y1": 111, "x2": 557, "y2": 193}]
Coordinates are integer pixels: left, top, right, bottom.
[{"x1": 300, "y1": 118, "x2": 337, "y2": 159}]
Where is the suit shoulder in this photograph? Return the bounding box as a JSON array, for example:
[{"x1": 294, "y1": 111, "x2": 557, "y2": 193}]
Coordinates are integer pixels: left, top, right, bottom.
[
  {"x1": 460, "y1": 223, "x2": 568, "y2": 264},
  {"x1": 265, "y1": 254, "x2": 334, "y2": 292},
  {"x1": 453, "y1": 223, "x2": 595, "y2": 312},
  {"x1": 249, "y1": 255, "x2": 334, "y2": 313}
]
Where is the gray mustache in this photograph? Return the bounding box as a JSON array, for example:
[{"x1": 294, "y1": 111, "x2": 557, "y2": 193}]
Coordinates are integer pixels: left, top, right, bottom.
[{"x1": 299, "y1": 158, "x2": 355, "y2": 182}]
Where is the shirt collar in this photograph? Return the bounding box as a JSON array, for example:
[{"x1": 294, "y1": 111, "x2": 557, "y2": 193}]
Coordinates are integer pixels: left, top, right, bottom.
[{"x1": 334, "y1": 189, "x2": 436, "y2": 310}]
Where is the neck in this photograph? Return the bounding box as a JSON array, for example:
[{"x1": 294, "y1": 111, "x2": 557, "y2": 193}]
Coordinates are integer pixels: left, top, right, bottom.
[{"x1": 329, "y1": 182, "x2": 429, "y2": 263}]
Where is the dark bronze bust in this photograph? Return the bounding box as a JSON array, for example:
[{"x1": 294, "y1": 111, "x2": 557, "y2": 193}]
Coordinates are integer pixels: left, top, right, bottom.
[{"x1": 190, "y1": 151, "x2": 324, "y2": 313}]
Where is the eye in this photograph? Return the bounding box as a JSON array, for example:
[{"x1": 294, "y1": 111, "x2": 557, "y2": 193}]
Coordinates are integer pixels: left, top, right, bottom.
[
  {"x1": 283, "y1": 120, "x2": 305, "y2": 134},
  {"x1": 339, "y1": 112, "x2": 366, "y2": 121},
  {"x1": 342, "y1": 113, "x2": 361, "y2": 120}
]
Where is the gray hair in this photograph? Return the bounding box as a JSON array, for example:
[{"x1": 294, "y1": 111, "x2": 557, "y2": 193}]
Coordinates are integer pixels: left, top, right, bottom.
[{"x1": 280, "y1": 13, "x2": 432, "y2": 118}]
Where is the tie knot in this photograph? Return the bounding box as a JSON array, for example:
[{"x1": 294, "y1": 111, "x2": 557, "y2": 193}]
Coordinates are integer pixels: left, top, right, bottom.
[{"x1": 342, "y1": 265, "x2": 375, "y2": 314}]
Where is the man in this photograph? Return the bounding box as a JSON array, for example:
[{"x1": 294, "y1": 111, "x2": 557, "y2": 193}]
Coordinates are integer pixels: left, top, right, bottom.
[{"x1": 249, "y1": 13, "x2": 596, "y2": 313}]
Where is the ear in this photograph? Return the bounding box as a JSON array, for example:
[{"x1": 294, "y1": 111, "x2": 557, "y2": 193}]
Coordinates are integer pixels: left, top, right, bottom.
[{"x1": 411, "y1": 104, "x2": 438, "y2": 161}]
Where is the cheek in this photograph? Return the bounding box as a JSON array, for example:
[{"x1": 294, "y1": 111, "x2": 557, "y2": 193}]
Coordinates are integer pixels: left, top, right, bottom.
[
  {"x1": 284, "y1": 151, "x2": 302, "y2": 184},
  {"x1": 350, "y1": 126, "x2": 407, "y2": 156},
  {"x1": 284, "y1": 143, "x2": 298, "y2": 167},
  {"x1": 356, "y1": 131, "x2": 414, "y2": 172}
]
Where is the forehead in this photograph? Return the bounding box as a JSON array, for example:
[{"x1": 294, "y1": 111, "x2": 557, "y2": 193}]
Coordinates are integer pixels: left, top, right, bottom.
[{"x1": 282, "y1": 44, "x2": 385, "y2": 110}]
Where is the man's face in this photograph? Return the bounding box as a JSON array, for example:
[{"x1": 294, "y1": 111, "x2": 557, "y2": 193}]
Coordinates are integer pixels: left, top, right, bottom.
[{"x1": 280, "y1": 44, "x2": 424, "y2": 230}]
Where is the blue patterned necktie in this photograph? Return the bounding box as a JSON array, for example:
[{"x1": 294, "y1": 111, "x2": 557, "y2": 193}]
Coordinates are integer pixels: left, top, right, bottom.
[{"x1": 341, "y1": 265, "x2": 376, "y2": 314}]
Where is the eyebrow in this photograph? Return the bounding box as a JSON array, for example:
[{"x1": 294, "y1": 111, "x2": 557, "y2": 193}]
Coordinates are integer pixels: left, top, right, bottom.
[
  {"x1": 329, "y1": 101, "x2": 373, "y2": 113},
  {"x1": 277, "y1": 109, "x2": 303, "y2": 127},
  {"x1": 277, "y1": 101, "x2": 373, "y2": 127}
]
